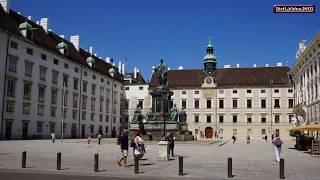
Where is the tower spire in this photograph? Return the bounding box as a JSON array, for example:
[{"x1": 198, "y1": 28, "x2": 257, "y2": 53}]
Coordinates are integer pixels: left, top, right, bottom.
[{"x1": 203, "y1": 38, "x2": 217, "y2": 74}]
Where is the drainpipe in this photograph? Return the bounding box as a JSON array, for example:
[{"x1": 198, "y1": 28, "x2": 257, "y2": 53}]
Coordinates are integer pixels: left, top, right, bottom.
[{"x1": 1, "y1": 33, "x2": 11, "y2": 140}]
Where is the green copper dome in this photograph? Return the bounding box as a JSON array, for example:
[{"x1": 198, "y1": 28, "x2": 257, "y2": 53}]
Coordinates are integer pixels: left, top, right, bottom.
[
  {"x1": 108, "y1": 67, "x2": 116, "y2": 77},
  {"x1": 86, "y1": 56, "x2": 95, "y2": 64},
  {"x1": 204, "y1": 54, "x2": 216, "y2": 61},
  {"x1": 19, "y1": 21, "x2": 33, "y2": 30},
  {"x1": 56, "y1": 41, "x2": 68, "y2": 49},
  {"x1": 207, "y1": 40, "x2": 213, "y2": 48}
]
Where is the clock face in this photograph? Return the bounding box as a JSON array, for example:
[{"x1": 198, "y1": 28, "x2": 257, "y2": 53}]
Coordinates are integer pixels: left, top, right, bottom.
[{"x1": 206, "y1": 78, "x2": 212, "y2": 84}]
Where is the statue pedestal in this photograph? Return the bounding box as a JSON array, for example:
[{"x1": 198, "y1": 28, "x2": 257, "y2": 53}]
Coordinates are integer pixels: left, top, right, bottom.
[{"x1": 158, "y1": 141, "x2": 169, "y2": 160}]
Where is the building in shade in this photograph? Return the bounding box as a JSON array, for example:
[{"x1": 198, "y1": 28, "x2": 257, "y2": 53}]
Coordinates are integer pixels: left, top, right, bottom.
[
  {"x1": 126, "y1": 41, "x2": 294, "y2": 140},
  {"x1": 290, "y1": 32, "x2": 320, "y2": 125},
  {"x1": 0, "y1": 2, "x2": 126, "y2": 139}
]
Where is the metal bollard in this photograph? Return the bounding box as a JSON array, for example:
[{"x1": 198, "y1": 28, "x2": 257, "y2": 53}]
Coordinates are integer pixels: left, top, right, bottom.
[
  {"x1": 94, "y1": 153, "x2": 99, "y2": 172},
  {"x1": 228, "y1": 157, "x2": 232, "y2": 178},
  {"x1": 134, "y1": 155, "x2": 139, "y2": 174},
  {"x1": 22, "y1": 151, "x2": 27, "y2": 168},
  {"x1": 57, "y1": 152, "x2": 61, "y2": 170},
  {"x1": 178, "y1": 156, "x2": 183, "y2": 176},
  {"x1": 280, "y1": 158, "x2": 285, "y2": 179}
]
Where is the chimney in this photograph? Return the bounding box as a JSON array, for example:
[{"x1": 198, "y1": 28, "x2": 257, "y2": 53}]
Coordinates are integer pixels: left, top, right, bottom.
[
  {"x1": 236, "y1": 64, "x2": 240, "y2": 68},
  {"x1": 89, "y1": 46, "x2": 93, "y2": 54},
  {"x1": 178, "y1": 66, "x2": 183, "y2": 70},
  {"x1": 134, "y1": 67, "x2": 137, "y2": 79},
  {"x1": 70, "y1": 35, "x2": 80, "y2": 51},
  {"x1": 118, "y1": 61, "x2": 122, "y2": 73},
  {"x1": 253, "y1": 64, "x2": 257, "y2": 68},
  {"x1": 40, "y1": 18, "x2": 49, "y2": 32},
  {"x1": 0, "y1": 0, "x2": 10, "y2": 13},
  {"x1": 27, "y1": 16, "x2": 32, "y2": 20},
  {"x1": 122, "y1": 63, "x2": 125, "y2": 75},
  {"x1": 276, "y1": 62, "x2": 283, "y2": 67},
  {"x1": 224, "y1": 64, "x2": 231, "y2": 68},
  {"x1": 265, "y1": 64, "x2": 269, "y2": 67}
]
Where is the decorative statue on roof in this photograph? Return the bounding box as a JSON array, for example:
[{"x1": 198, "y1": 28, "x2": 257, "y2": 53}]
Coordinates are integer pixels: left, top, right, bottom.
[
  {"x1": 169, "y1": 104, "x2": 179, "y2": 121},
  {"x1": 179, "y1": 107, "x2": 187, "y2": 123},
  {"x1": 296, "y1": 40, "x2": 307, "y2": 59},
  {"x1": 153, "y1": 59, "x2": 168, "y2": 86}
]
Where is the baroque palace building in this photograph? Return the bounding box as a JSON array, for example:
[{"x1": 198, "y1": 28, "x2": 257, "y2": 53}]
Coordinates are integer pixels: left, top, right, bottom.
[
  {"x1": 290, "y1": 32, "x2": 320, "y2": 125},
  {"x1": 125, "y1": 41, "x2": 294, "y2": 140},
  {"x1": 0, "y1": 1, "x2": 127, "y2": 140}
]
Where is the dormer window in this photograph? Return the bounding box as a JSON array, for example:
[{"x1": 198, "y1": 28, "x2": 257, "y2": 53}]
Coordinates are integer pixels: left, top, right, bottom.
[
  {"x1": 86, "y1": 56, "x2": 95, "y2": 68},
  {"x1": 18, "y1": 20, "x2": 35, "y2": 40},
  {"x1": 56, "y1": 40, "x2": 68, "y2": 55}
]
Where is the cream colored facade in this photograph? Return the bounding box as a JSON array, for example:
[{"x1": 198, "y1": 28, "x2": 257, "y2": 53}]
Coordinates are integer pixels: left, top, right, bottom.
[
  {"x1": 290, "y1": 32, "x2": 320, "y2": 124},
  {"x1": 0, "y1": 12, "x2": 125, "y2": 139}
]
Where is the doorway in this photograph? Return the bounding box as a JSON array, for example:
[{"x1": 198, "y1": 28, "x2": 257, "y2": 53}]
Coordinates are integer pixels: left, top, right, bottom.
[
  {"x1": 5, "y1": 121, "x2": 12, "y2": 140},
  {"x1": 22, "y1": 121, "x2": 29, "y2": 139},
  {"x1": 71, "y1": 124, "x2": 77, "y2": 138},
  {"x1": 81, "y1": 125, "x2": 86, "y2": 138},
  {"x1": 205, "y1": 127, "x2": 213, "y2": 139}
]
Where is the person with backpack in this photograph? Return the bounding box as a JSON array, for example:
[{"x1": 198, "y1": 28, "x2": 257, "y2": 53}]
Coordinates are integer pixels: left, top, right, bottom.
[
  {"x1": 117, "y1": 130, "x2": 129, "y2": 167},
  {"x1": 272, "y1": 132, "x2": 283, "y2": 162}
]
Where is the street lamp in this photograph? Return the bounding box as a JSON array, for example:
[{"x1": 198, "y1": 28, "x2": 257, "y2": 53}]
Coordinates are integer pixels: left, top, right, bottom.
[{"x1": 108, "y1": 67, "x2": 116, "y2": 138}]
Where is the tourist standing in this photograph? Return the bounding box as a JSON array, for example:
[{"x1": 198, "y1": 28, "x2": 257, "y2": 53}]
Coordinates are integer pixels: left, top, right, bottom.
[
  {"x1": 265, "y1": 135, "x2": 268, "y2": 142},
  {"x1": 134, "y1": 131, "x2": 145, "y2": 160},
  {"x1": 232, "y1": 135, "x2": 237, "y2": 144},
  {"x1": 272, "y1": 132, "x2": 283, "y2": 162},
  {"x1": 167, "y1": 132, "x2": 175, "y2": 157},
  {"x1": 51, "y1": 133, "x2": 55, "y2": 143},
  {"x1": 97, "y1": 133, "x2": 102, "y2": 145},
  {"x1": 87, "y1": 135, "x2": 91, "y2": 144},
  {"x1": 117, "y1": 130, "x2": 129, "y2": 167},
  {"x1": 246, "y1": 135, "x2": 250, "y2": 144}
]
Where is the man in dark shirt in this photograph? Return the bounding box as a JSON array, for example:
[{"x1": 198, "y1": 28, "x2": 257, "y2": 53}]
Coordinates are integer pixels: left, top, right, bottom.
[{"x1": 117, "y1": 130, "x2": 129, "y2": 167}]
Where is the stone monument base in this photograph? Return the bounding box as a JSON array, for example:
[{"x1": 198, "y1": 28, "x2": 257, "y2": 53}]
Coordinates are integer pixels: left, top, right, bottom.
[{"x1": 158, "y1": 140, "x2": 169, "y2": 160}]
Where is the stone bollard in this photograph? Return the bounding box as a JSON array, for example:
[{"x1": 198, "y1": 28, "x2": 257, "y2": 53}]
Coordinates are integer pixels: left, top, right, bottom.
[
  {"x1": 280, "y1": 158, "x2": 285, "y2": 179},
  {"x1": 94, "y1": 153, "x2": 99, "y2": 172},
  {"x1": 22, "y1": 151, "x2": 27, "y2": 168},
  {"x1": 228, "y1": 157, "x2": 232, "y2": 178},
  {"x1": 57, "y1": 152, "x2": 61, "y2": 170},
  {"x1": 178, "y1": 156, "x2": 183, "y2": 176},
  {"x1": 134, "y1": 155, "x2": 139, "y2": 174}
]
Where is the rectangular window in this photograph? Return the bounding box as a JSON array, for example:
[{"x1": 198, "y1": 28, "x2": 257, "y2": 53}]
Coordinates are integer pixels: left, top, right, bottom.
[
  {"x1": 233, "y1": 129, "x2": 237, "y2": 135},
  {"x1": 92, "y1": 84, "x2": 96, "y2": 95},
  {"x1": 51, "y1": 88, "x2": 57, "y2": 105},
  {"x1": 62, "y1": 91, "x2": 68, "y2": 107},
  {"x1": 91, "y1": 113, "x2": 95, "y2": 121},
  {"x1": 261, "y1": 89, "x2": 266, "y2": 93},
  {"x1": 219, "y1": 115, "x2": 224, "y2": 123},
  {"x1": 53, "y1": 58, "x2": 59, "y2": 65},
  {"x1": 8, "y1": 56, "x2": 17, "y2": 72},
  {"x1": 194, "y1": 115, "x2": 199, "y2": 123},
  {"x1": 182, "y1": 100, "x2": 187, "y2": 109},
  {"x1": 232, "y1": 90, "x2": 238, "y2": 94},
  {"x1": 207, "y1": 115, "x2": 211, "y2": 123},
  {"x1": 99, "y1": 99, "x2": 103, "y2": 112},
  {"x1": 36, "y1": 121, "x2": 43, "y2": 133},
  {"x1": 26, "y1": 47, "x2": 33, "y2": 55},
  {"x1": 288, "y1": 99, "x2": 294, "y2": 108},
  {"x1": 247, "y1": 89, "x2": 252, "y2": 93},
  {"x1": 72, "y1": 110, "x2": 77, "y2": 120},
  {"x1": 182, "y1": 91, "x2": 186, "y2": 95},
  {"x1": 194, "y1": 99, "x2": 199, "y2": 109},
  {"x1": 64, "y1": 63, "x2": 69, "y2": 69},
  {"x1": 232, "y1": 99, "x2": 238, "y2": 109},
  {"x1": 139, "y1": 87, "x2": 143, "y2": 90},
  {"x1": 261, "y1": 129, "x2": 266, "y2": 135},
  {"x1": 52, "y1": 70, "x2": 58, "y2": 84},
  {"x1": 288, "y1": 89, "x2": 293, "y2": 93},
  {"x1": 219, "y1": 99, "x2": 224, "y2": 109},
  {"x1": 10, "y1": 41, "x2": 18, "y2": 49},
  {"x1": 23, "y1": 82, "x2": 32, "y2": 99},
  {"x1": 106, "y1": 115, "x2": 109, "y2": 122},
  {"x1": 275, "y1": 115, "x2": 280, "y2": 123},
  {"x1": 6, "y1": 79, "x2": 16, "y2": 97},
  {"x1": 125, "y1": 87, "x2": 129, "y2": 90},
  {"x1": 105, "y1": 126, "x2": 109, "y2": 134},
  {"x1": 51, "y1": 107, "x2": 56, "y2": 117},
  {"x1": 91, "y1": 97, "x2": 96, "y2": 111},
  {"x1": 261, "y1": 99, "x2": 266, "y2": 108},
  {"x1": 24, "y1": 61, "x2": 33, "y2": 76},
  {"x1": 100, "y1": 87, "x2": 104, "y2": 97},
  {"x1": 274, "y1": 89, "x2": 279, "y2": 93},
  {"x1": 206, "y1": 99, "x2": 211, "y2": 109},
  {"x1": 6, "y1": 101, "x2": 14, "y2": 112},
  {"x1": 38, "y1": 105, "x2": 44, "y2": 116},
  {"x1": 22, "y1": 103, "x2": 31, "y2": 114},
  {"x1": 83, "y1": 81, "x2": 88, "y2": 92},
  {"x1": 73, "y1": 94, "x2": 78, "y2": 108},
  {"x1": 99, "y1": 114, "x2": 103, "y2": 122},
  {"x1": 82, "y1": 95, "x2": 87, "y2": 110},
  {"x1": 92, "y1": 75, "x2": 96, "y2": 80},
  {"x1": 41, "y1": 53, "x2": 46, "y2": 60},
  {"x1": 82, "y1": 111, "x2": 86, "y2": 120},
  {"x1": 38, "y1": 85, "x2": 46, "y2": 102},
  {"x1": 247, "y1": 115, "x2": 252, "y2": 123},
  {"x1": 106, "y1": 100, "x2": 110, "y2": 113},
  {"x1": 247, "y1": 99, "x2": 252, "y2": 108},
  {"x1": 274, "y1": 99, "x2": 280, "y2": 108},
  {"x1": 138, "y1": 99, "x2": 144, "y2": 109},
  {"x1": 74, "y1": 67, "x2": 79, "y2": 73},
  {"x1": 39, "y1": 66, "x2": 47, "y2": 81},
  {"x1": 90, "y1": 125, "x2": 94, "y2": 134},
  {"x1": 194, "y1": 90, "x2": 199, "y2": 94},
  {"x1": 73, "y1": 78, "x2": 79, "y2": 90},
  {"x1": 49, "y1": 122, "x2": 56, "y2": 133},
  {"x1": 219, "y1": 90, "x2": 224, "y2": 94},
  {"x1": 261, "y1": 115, "x2": 266, "y2": 123},
  {"x1": 83, "y1": 71, "x2": 87, "y2": 76},
  {"x1": 233, "y1": 115, "x2": 237, "y2": 123},
  {"x1": 63, "y1": 74, "x2": 68, "y2": 87},
  {"x1": 101, "y1": 78, "x2": 104, "y2": 83}
]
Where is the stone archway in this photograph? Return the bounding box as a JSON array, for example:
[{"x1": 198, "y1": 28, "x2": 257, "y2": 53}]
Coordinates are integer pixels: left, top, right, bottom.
[{"x1": 205, "y1": 127, "x2": 213, "y2": 139}]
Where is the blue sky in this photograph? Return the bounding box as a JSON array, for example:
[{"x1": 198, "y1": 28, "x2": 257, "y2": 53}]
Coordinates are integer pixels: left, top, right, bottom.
[{"x1": 12, "y1": 0, "x2": 319, "y2": 80}]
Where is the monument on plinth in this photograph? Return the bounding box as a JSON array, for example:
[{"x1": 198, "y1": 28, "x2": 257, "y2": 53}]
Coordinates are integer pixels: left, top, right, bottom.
[{"x1": 130, "y1": 59, "x2": 192, "y2": 160}]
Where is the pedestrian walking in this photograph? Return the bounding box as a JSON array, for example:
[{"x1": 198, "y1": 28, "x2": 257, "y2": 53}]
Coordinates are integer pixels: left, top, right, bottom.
[
  {"x1": 51, "y1": 133, "x2": 55, "y2": 143},
  {"x1": 265, "y1": 135, "x2": 268, "y2": 142},
  {"x1": 246, "y1": 135, "x2": 250, "y2": 144},
  {"x1": 87, "y1": 135, "x2": 92, "y2": 144},
  {"x1": 148, "y1": 132, "x2": 153, "y2": 141},
  {"x1": 232, "y1": 135, "x2": 237, "y2": 144},
  {"x1": 167, "y1": 132, "x2": 175, "y2": 157},
  {"x1": 97, "y1": 133, "x2": 102, "y2": 145},
  {"x1": 272, "y1": 132, "x2": 283, "y2": 162},
  {"x1": 117, "y1": 130, "x2": 129, "y2": 167},
  {"x1": 134, "y1": 131, "x2": 145, "y2": 160}
]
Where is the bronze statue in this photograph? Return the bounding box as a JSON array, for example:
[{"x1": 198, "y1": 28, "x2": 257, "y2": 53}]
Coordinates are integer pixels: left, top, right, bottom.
[
  {"x1": 179, "y1": 107, "x2": 187, "y2": 123},
  {"x1": 153, "y1": 59, "x2": 168, "y2": 86},
  {"x1": 169, "y1": 104, "x2": 178, "y2": 121}
]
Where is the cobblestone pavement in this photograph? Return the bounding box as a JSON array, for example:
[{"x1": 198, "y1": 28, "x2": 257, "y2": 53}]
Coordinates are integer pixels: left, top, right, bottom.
[{"x1": 0, "y1": 138, "x2": 319, "y2": 180}]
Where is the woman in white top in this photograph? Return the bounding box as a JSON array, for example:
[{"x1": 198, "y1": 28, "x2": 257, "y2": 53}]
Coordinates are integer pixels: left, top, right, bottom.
[{"x1": 134, "y1": 131, "x2": 145, "y2": 160}]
